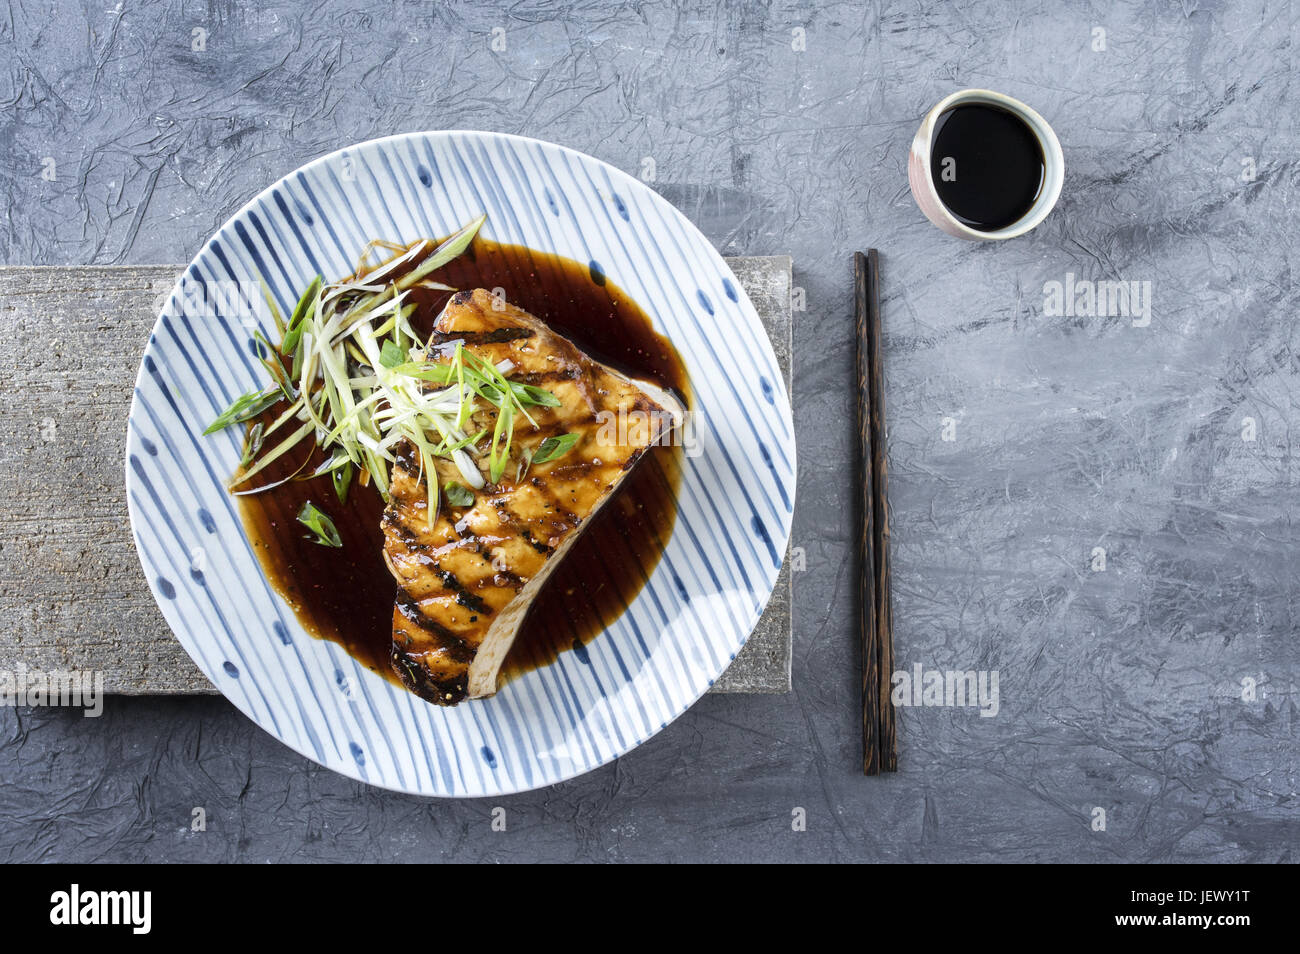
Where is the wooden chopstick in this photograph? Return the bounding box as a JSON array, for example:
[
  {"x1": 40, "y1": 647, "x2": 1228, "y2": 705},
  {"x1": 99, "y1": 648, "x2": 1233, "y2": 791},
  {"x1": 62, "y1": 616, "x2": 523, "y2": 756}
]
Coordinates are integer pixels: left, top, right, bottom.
[
  {"x1": 865, "y1": 249, "x2": 897, "y2": 772},
  {"x1": 855, "y1": 250, "x2": 897, "y2": 774},
  {"x1": 854, "y1": 251, "x2": 881, "y2": 773}
]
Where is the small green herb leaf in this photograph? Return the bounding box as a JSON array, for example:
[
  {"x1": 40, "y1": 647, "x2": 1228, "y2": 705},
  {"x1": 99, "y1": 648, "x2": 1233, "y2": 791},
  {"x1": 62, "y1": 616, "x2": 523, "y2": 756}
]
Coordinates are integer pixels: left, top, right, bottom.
[
  {"x1": 297, "y1": 500, "x2": 343, "y2": 548},
  {"x1": 532, "y1": 432, "x2": 581, "y2": 464},
  {"x1": 205, "y1": 388, "x2": 279, "y2": 435},
  {"x1": 444, "y1": 482, "x2": 475, "y2": 507},
  {"x1": 380, "y1": 340, "x2": 407, "y2": 369},
  {"x1": 510, "y1": 382, "x2": 561, "y2": 407}
]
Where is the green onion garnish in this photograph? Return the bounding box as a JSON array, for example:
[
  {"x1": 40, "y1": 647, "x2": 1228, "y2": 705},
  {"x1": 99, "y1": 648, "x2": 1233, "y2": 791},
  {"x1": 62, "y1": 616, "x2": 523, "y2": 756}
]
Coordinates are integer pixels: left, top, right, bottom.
[
  {"x1": 205, "y1": 388, "x2": 280, "y2": 435},
  {"x1": 379, "y1": 339, "x2": 406, "y2": 369},
  {"x1": 207, "y1": 214, "x2": 565, "y2": 527},
  {"x1": 510, "y1": 382, "x2": 563, "y2": 407},
  {"x1": 281, "y1": 275, "x2": 321, "y2": 357},
  {"x1": 488, "y1": 400, "x2": 513, "y2": 484},
  {"x1": 240, "y1": 422, "x2": 264, "y2": 467},
  {"x1": 297, "y1": 501, "x2": 343, "y2": 547},
  {"x1": 332, "y1": 460, "x2": 354, "y2": 504},
  {"x1": 444, "y1": 482, "x2": 475, "y2": 507},
  {"x1": 532, "y1": 433, "x2": 580, "y2": 463}
]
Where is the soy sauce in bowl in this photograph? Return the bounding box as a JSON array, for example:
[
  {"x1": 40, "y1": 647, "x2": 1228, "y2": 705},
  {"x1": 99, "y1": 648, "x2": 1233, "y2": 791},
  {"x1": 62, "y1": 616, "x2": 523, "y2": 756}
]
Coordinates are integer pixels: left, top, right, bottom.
[{"x1": 930, "y1": 103, "x2": 1045, "y2": 232}]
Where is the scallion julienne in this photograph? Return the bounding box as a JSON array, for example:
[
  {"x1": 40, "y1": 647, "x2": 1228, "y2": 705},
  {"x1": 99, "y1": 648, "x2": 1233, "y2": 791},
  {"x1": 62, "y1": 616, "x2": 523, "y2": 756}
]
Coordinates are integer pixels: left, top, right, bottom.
[
  {"x1": 205, "y1": 213, "x2": 559, "y2": 528},
  {"x1": 240, "y1": 422, "x2": 264, "y2": 467},
  {"x1": 204, "y1": 388, "x2": 280, "y2": 435}
]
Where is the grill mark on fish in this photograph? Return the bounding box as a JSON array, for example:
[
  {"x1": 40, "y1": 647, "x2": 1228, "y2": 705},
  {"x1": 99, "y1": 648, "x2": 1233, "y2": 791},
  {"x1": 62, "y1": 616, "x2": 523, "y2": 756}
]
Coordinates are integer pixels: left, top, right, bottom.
[
  {"x1": 446, "y1": 526, "x2": 525, "y2": 590},
  {"x1": 489, "y1": 563, "x2": 524, "y2": 589},
  {"x1": 491, "y1": 498, "x2": 556, "y2": 554},
  {"x1": 392, "y1": 538, "x2": 484, "y2": 568},
  {"x1": 435, "y1": 565, "x2": 492, "y2": 615},
  {"x1": 523, "y1": 417, "x2": 598, "y2": 444},
  {"x1": 391, "y1": 645, "x2": 468, "y2": 705},
  {"x1": 527, "y1": 476, "x2": 582, "y2": 530},
  {"x1": 380, "y1": 510, "x2": 426, "y2": 544},
  {"x1": 431, "y1": 327, "x2": 535, "y2": 345},
  {"x1": 393, "y1": 441, "x2": 420, "y2": 474},
  {"x1": 521, "y1": 529, "x2": 553, "y2": 554},
  {"x1": 395, "y1": 590, "x2": 475, "y2": 659},
  {"x1": 487, "y1": 497, "x2": 561, "y2": 554},
  {"x1": 381, "y1": 512, "x2": 420, "y2": 544},
  {"x1": 513, "y1": 368, "x2": 581, "y2": 386}
]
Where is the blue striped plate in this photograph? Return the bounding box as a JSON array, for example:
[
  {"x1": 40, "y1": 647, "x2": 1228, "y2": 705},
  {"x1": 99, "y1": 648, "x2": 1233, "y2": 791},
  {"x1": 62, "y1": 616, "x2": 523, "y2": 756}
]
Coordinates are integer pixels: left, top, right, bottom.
[{"x1": 125, "y1": 131, "x2": 795, "y2": 796}]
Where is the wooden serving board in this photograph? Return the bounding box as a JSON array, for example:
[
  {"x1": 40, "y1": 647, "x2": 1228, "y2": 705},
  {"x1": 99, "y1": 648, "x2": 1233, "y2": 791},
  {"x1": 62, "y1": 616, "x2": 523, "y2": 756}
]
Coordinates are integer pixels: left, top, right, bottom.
[{"x1": 0, "y1": 258, "x2": 793, "y2": 694}]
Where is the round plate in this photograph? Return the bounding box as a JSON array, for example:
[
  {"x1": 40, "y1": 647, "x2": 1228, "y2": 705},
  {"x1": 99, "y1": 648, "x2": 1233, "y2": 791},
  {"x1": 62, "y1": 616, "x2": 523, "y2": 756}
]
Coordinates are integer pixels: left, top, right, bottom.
[{"x1": 125, "y1": 131, "x2": 795, "y2": 796}]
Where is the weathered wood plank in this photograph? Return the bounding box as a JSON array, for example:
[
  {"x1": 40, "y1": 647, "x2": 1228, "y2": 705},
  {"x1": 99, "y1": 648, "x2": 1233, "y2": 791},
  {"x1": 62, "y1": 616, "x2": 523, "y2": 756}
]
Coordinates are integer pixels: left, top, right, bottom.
[{"x1": 0, "y1": 260, "x2": 793, "y2": 694}]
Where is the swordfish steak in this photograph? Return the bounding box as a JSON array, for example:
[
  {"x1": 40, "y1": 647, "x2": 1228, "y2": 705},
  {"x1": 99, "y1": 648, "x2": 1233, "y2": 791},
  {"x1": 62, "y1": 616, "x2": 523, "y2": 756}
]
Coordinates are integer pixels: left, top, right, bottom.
[{"x1": 381, "y1": 288, "x2": 684, "y2": 705}]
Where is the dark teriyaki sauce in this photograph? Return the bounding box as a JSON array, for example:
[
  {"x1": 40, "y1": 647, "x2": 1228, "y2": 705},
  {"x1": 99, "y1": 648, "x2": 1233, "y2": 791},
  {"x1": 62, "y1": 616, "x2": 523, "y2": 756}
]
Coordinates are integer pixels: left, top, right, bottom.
[
  {"x1": 238, "y1": 237, "x2": 689, "y2": 690},
  {"x1": 930, "y1": 103, "x2": 1045, "y2": 231}
]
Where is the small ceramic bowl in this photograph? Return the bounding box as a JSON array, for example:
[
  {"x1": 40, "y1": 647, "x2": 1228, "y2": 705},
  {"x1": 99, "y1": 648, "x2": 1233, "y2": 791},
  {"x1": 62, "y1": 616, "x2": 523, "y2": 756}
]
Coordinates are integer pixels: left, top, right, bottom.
[{"x1": 907, "y1": 88, "x2": 1065, "y2": 241}]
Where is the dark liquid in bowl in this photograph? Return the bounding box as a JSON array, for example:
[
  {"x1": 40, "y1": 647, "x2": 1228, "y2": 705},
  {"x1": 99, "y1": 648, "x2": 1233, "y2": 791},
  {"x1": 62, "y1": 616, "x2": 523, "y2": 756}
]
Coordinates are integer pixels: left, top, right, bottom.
[
  {"x1": 930, "y1": 103, "x2": 1045, "y2": 231},
  {"x1": 238, "y1": 238, "x2": 688, "y2": 689}
]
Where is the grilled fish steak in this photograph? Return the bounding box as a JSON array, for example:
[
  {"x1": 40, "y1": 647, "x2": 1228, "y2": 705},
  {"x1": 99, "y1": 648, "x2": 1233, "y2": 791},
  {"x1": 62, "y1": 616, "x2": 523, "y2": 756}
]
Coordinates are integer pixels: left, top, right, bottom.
[{"x1": 381, "y1": 289, "x2": 684, "y2": 705}]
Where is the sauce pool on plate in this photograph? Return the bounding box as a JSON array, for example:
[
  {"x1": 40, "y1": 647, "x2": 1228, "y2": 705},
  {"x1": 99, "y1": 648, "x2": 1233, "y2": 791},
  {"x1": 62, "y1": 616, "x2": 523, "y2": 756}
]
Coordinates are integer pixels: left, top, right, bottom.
[{"x1": 237, "y1": 237, "x2": 689, "y2": 690}]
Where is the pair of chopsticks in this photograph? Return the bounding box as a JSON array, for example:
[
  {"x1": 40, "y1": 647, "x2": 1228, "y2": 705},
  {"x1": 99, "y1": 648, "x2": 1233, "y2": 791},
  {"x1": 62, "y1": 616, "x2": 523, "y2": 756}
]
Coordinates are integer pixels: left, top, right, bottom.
[{"x1": 855, "y1": 250, "x2": 897, "y2": 774}]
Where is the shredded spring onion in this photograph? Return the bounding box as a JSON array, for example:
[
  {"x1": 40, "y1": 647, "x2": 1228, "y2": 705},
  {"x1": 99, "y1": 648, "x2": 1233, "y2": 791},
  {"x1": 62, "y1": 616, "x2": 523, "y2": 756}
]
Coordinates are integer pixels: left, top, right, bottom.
[{"x1": 207, "y1": 214, "x2": 560, "y2": 528}]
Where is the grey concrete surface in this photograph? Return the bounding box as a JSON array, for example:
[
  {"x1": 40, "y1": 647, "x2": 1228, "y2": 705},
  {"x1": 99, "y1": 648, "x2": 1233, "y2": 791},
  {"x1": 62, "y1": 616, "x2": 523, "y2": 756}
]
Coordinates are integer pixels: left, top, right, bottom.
[{"x1": 1, "y1": 0, "x2": 1296, "y2": 862}]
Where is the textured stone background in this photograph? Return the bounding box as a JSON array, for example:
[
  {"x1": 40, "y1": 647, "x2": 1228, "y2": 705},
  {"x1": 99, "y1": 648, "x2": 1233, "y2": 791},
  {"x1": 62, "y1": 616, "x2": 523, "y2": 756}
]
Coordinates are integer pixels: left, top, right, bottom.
[{"x1": 2, "y1": 0, "x2": 1297, "y2": 862}]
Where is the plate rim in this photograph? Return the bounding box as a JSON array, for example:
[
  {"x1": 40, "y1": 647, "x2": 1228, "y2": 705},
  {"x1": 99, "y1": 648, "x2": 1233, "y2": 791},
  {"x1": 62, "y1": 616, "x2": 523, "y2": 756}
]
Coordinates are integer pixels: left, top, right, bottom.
[{"x1": 124, "y1": 129, "x2": 796, "y2": 796}]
